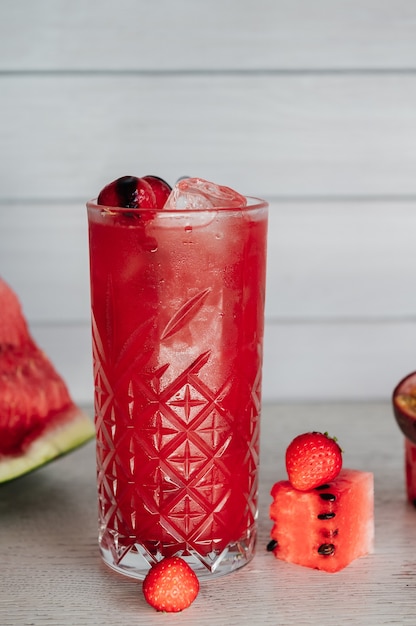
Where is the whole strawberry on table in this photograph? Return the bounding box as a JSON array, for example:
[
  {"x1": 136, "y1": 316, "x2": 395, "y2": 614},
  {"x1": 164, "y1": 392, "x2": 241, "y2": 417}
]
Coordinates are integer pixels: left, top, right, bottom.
[
  {"x1": 142, "y1": 556, "x2": 199, "y2": 613},
  {"x1": 268, "y1": 431, "x2": 374, "y2": 573}
]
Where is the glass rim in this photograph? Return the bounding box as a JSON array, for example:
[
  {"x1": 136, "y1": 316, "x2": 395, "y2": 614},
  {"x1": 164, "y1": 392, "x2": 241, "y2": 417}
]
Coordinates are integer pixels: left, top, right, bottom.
[{"x1": 86, "y1": 195, "x2": 268, "y2": 214}]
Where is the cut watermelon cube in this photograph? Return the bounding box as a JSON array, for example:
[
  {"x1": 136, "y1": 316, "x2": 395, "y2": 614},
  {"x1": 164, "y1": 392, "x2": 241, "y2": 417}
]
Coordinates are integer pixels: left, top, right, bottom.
[{"x1": 269, "y1": 469, "x2": 374, "y2": 573}]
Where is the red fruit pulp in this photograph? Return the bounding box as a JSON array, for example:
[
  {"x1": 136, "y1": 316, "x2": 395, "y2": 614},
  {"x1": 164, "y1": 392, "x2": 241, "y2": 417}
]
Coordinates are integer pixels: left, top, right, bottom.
[
  {"x1": 87, "y1": 197, "x2": 268, "y2": 571},
  {"x1": 0, "y1": 340, "x2": 73, "y2": 454},
  {"x1": 269, "y1": 469, "x2": 374, "y2": 572},
  {"x1": 143, "y1": 556, "x2": 199, "y2": 612},
  {"x1": 0, "y1": 277, "x2": 94, "y2": 482},
  {"x1": 285, "y1": 432, "x2": 343, "y2": 491},
  {"x1": 97, "y1": 175, "x2": 157, "y2": 208},
  {"x1": 143, "y1": 175, "x2": 172, "y2": 208}
]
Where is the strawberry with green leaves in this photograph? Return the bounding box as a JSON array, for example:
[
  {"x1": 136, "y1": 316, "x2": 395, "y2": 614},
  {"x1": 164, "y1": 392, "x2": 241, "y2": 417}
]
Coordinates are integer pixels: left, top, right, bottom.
[
  {"x1": 142, "y1": 557, "x2": 199, "y2": 613},
  {"x1": 285, "y1": 431, "x2": 343, "y2": 491}
]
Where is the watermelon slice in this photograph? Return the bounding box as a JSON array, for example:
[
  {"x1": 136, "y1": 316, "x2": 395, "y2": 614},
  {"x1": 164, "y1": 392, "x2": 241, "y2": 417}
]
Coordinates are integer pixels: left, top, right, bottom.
[
  {"x1": 0, "y1": 278, "x2": 94, "y2": 483},
  {"x1": 269, "y1": 469, "x2": 374, "y2": 572}
]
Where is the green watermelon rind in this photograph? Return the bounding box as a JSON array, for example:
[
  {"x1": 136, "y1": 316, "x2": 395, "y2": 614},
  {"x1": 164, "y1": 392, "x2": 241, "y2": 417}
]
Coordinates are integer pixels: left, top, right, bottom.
[{"x1": 0, "y1": 405, "x2": 95, "y2": 483}]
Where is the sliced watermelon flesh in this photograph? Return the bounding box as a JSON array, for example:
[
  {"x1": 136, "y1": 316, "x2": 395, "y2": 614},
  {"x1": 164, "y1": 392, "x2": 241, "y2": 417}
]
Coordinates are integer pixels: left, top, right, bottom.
[
  {"x1": 0, "y1": 277, "x2": 30, "y2": 346},
  {"x1": 0, "y1": 277, "x2": 94, "y2": 483},
  {"x1": 269, "y1": 469, "x2": 374, "y2": 572},
  {"x1": 0, "y1": 404, "x2": 94, "y2": 483}
]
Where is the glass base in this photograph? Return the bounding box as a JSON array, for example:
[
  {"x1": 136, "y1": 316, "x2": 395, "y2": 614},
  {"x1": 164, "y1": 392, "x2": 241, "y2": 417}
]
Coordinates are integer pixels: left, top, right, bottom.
[{"x1": 99, "y1": 532, "x2": 256, "y2": 580}]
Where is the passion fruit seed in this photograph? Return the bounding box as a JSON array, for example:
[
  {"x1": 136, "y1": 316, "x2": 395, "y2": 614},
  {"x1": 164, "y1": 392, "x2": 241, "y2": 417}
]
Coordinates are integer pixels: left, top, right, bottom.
[{"x1": 396, "y1": 393, "x2": 416, "y2": 412}]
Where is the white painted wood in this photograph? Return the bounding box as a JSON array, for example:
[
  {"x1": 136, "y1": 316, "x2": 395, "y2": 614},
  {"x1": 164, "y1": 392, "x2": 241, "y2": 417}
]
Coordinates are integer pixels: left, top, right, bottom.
[
  {"x1": 262, "y1": 322, "x2": 416, "y2": 403},
  {"x1": 2, "y1": 201, "x2": 416, "y2": 323},
  {"x1": 3, "y1": 198, "x2": 416, "y2": 404},
  {"x1": 1, "y1": 401, "x2": 413, "y2": 625},
  {"x1": 2, "y1": 74, "x2": 416, "y2": 199},
  {"x1": 1, "y1": 0, "x2": 416, "y2": 71},
  {"x1": 0, "y1": 202, "x2": 90, "y2": 323},
  {"x1": 27, "y1": 317, "x2": 416, "y2": 405},
  {"x1": 2, "y1": 2, "x2": 416, "y2": 403},
  {"x1": 267, "y1": 201, "x2": 416, "y2": 319},
  {"x1": 30, "y1": 323, "x2": 94, "y2": 406}
]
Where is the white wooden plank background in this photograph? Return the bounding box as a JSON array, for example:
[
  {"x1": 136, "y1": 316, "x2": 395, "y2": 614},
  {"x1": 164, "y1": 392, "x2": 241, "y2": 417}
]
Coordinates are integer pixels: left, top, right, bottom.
[
  {"x1": 2, "y1": 74, "x2": 416, "y2": 199},
  {"x1": 1, "y1": 0, "x2": 416, "y2": 403},
  {"x1": 2, "y1": 0, "x2": 416, "y2": 71}
]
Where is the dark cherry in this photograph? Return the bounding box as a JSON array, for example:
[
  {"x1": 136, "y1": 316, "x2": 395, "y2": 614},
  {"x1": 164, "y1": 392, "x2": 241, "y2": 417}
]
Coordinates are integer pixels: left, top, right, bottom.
[
  {"x1": 142, "y1": 175, "x2": 172, "y2": 208},
  {"x1": 97, "y1": 175, "x2": 157, "y2": 209}
]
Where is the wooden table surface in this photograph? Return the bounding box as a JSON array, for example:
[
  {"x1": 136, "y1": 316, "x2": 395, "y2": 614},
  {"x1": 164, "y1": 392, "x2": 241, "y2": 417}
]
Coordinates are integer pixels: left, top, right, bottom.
[{"x1": 2, "y1": 402, "x2": 415, "y2": 626}]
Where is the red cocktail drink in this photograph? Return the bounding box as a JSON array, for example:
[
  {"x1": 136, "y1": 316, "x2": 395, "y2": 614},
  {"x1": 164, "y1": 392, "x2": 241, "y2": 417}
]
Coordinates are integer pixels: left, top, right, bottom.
[{"x1": 87, "y1": 182, "x2": 268, "y2": 579}]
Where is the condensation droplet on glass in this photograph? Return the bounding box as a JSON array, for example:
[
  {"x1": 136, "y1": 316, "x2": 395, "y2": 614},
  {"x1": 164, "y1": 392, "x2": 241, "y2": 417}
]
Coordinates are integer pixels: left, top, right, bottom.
[
  {"x1": 184, "y1": 225, "x2": 192, "y2": 234},
  {"x1": 215, "y1": 232, "x2": 224, "y2": 240}
]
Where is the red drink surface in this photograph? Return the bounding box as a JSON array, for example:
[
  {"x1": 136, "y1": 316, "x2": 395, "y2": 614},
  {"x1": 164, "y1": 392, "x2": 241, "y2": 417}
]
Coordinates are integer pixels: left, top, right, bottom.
[{"x1": 87, "y1": 200, "x2": 268, "y2": 568}]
